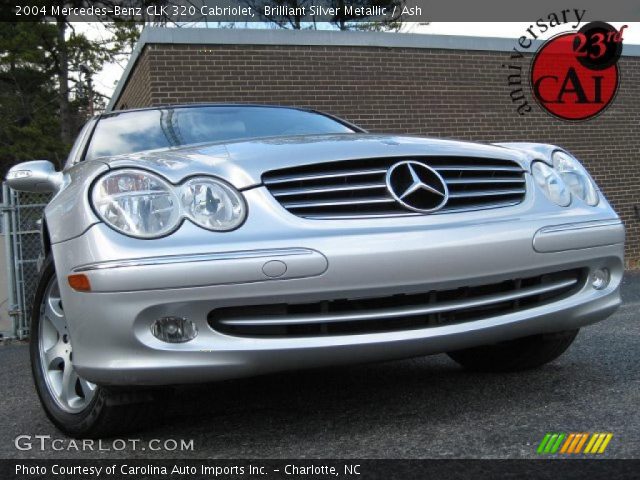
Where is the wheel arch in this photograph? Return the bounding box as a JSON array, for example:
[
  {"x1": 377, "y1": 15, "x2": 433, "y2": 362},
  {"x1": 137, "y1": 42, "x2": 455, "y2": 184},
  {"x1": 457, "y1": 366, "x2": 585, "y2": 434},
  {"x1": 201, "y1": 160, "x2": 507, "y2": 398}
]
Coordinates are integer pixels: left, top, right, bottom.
[{"x1": 41, "y1": 216, "x2": 52, "y2": 258}]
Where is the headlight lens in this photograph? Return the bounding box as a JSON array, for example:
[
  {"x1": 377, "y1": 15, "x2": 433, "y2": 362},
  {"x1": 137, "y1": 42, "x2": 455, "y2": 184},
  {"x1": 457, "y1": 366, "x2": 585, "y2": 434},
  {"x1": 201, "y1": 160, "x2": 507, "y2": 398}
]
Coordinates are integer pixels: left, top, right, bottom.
[
  {"x1": 91, "y1": 170, "x2": 246, "y2": 238},
  {"x1": 531, "y1": 161, "x2": 571, "y2": 206},
  {"x1": 552, "y1": 151, "x2": 599, "y2": 206},
  {"x1": 180, "y1": 177, "x2": 246, "y2": 231},
  {"x1": 92, "y1": 169, "x2": 181, "y2": 238}
]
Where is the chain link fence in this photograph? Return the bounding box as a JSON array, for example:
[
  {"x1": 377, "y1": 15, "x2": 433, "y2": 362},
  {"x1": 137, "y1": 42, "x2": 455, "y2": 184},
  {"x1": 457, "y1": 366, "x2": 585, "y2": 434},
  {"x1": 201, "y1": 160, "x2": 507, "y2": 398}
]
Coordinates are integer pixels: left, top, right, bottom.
[{"x1": 1, "y1": 184, "x2": 51, "y2": 340}]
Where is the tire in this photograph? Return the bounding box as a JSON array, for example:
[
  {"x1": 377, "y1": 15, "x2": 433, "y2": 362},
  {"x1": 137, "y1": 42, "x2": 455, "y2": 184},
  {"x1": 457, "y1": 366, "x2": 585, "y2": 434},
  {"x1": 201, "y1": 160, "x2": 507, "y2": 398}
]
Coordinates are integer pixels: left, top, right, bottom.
[
  {"x1": 30, "y1": 255, "x2": 158, "y2": 438},
  {"x1": 447, "y1": 330, "x2": 579, "y2": 372}
]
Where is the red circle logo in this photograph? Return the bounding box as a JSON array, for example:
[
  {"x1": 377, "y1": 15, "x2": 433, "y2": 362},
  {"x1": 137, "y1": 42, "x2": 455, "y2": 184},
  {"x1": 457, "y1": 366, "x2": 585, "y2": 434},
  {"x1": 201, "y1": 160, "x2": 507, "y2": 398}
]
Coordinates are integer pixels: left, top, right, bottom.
[{"x1": 531, "y1": 28, "x2": 620, "y2": 121}]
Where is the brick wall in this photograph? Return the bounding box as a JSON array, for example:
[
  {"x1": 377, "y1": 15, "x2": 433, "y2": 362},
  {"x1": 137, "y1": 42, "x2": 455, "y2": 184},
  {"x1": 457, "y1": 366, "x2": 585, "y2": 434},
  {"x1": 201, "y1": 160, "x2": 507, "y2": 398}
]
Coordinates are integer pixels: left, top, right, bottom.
[
  {"x1": 117, "y1": 47, "x2": 151, "y2": 110},
  {"x1": 115, "y1": 42, "x2": 640, "y2": 266}
]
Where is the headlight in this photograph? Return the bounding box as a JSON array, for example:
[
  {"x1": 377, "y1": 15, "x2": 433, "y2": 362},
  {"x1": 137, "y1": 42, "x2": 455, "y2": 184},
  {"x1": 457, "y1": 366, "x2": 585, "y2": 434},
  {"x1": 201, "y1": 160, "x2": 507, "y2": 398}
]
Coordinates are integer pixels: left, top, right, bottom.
[
  {"x1": 92, "y1": 169, "x2": 181, "y2": 238},
  {"x1": 552, "y1": 151, "x2": 599, "y2": 206},
  {"x1": 531, "y1": 161, "x2": 571, "y2": 206},
  {"x1": 91, "y1": 170, "x2": 246, "y2": 238},
  {"x1": 180, "y1": 177, "x2": 246, "y2": 231}
]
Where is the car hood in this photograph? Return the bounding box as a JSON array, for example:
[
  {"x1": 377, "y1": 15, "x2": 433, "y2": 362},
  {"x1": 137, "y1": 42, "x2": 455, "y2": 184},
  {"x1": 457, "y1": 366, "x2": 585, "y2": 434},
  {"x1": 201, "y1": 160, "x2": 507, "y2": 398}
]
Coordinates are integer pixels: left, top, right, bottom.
[{"x1": 104, "y1": 133, "x2": 532, "y2": 189}]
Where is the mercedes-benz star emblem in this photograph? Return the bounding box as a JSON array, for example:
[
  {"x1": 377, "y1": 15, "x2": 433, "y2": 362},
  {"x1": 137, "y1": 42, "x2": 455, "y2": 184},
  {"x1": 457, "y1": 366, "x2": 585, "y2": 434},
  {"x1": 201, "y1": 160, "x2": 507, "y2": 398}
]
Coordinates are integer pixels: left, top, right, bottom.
[{"x1": 385, "y1": 161, "x2": 449, "y2": 213}]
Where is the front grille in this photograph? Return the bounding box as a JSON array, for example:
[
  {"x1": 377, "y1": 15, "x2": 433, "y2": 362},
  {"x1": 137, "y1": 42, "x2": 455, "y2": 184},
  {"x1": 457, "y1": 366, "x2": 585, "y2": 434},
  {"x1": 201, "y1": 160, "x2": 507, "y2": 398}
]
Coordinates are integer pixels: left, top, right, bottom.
[
  {"x1": 262, "y1": 156, "x2": 526, "y2": 219},
  {"x1": 209, "y1": 269, "x2": 585, "y2": 338}
]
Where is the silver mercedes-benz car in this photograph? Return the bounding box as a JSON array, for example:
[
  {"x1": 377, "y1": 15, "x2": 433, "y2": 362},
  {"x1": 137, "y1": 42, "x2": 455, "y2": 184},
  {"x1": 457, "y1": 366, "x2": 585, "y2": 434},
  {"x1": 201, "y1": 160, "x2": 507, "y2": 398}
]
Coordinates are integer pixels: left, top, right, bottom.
[{"x1": 7, "y1": 104, "x2": 624, "y2": 437}]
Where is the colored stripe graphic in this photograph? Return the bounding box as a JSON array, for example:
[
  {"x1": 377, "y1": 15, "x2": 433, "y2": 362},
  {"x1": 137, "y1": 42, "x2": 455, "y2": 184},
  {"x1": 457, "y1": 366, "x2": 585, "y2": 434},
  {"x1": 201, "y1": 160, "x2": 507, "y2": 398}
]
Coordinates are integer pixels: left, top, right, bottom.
[
  {"x1": 538, "y1": 433, "x2": 613, "y2": 454},
  {"x1": 572, "y1": 433, "x2": 589, "y2": 454},
  {"x1": 537, "y1": 433, "x2": 566, "y2": 454},
  {"x1": 560, "y1": 433, "x2": 575, "y2": 453},
  {"x1": 585, "y1": 433, "x2": 614, "y2": 454},
  {"x1": 545, "y1": 434, "x2": 559, "y2": 453},
  {"x1": 567, "y1": 433, "x2": 581, "y2": 453},
  {"x1": 584, "y1": 433, "x2": 598, "y2": 453},
  {"x1": 550, "y1": 434, "x2": 566, "y2": 453},
  {"x1": 598, "y1": 434, "x2": 613, "y2": 453},
  {"x1": 537, "y1": 433, "x2": 552, "y2": 454}
]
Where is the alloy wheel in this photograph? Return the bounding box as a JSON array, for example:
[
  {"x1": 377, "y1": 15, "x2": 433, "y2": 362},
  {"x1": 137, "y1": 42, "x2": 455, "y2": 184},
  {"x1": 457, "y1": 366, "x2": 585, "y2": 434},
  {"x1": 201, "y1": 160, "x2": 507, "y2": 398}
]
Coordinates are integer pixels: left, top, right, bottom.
[{"x1": 38, "y1": 276, "x2": 96, "y2": 413}]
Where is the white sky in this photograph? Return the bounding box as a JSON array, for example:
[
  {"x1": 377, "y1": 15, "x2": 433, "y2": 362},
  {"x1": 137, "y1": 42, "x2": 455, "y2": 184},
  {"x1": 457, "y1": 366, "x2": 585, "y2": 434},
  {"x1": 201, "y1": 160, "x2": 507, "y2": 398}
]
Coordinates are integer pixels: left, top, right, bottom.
[{"x1": 76, "y1": 22, "x2": 640, "y2": 100}]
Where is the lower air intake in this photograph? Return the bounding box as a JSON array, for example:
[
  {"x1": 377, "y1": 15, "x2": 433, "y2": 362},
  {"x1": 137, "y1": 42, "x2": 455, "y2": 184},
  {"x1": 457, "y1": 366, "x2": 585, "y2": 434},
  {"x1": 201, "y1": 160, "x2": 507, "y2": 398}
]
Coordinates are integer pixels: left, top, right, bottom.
[{"x1": 209, "y1": 269, "x2": 585, "y2": 337}]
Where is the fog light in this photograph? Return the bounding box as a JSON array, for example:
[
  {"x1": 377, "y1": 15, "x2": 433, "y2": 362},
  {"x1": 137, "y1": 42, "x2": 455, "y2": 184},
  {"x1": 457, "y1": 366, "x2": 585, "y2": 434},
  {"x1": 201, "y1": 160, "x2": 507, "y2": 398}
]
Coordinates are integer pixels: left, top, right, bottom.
[
  {"x1": 151, "y1": 317, "x2": 198, "y2": 343},
  {"x1": 591, "y1": 268, "x2": 610, "y2": 290}
]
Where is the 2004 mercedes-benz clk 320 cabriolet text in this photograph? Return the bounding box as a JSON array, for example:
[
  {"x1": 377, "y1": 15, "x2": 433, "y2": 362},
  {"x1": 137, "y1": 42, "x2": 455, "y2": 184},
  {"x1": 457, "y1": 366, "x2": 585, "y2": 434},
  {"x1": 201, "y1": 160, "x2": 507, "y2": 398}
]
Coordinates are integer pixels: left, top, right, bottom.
[{"x1": 7, "y1": 105, "x2": 624, "y2": 437}]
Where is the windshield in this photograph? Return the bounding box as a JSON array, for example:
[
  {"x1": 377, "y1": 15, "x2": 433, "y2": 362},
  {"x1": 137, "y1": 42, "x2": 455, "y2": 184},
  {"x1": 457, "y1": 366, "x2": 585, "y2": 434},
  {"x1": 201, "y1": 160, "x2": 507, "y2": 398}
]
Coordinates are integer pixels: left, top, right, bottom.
[{"x1": 84, "y1": 106, "x2": 356, "y2": 160}]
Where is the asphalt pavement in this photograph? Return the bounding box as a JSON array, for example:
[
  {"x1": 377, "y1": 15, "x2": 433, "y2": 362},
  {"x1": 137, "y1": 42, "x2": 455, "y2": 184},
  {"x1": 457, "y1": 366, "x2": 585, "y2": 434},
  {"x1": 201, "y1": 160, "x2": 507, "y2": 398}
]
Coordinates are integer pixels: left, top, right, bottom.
[{"x1": 0, "y1": 272, "x2": 638, "y2": 459}]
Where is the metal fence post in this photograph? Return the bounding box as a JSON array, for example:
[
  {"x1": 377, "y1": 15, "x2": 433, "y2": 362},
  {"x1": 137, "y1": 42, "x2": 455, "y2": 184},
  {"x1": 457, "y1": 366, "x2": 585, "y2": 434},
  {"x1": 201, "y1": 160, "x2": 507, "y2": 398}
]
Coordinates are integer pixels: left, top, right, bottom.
[
  {"x1": 2, "y1": 183, "x2": 19, "y2": 339},
  {"x1": 1, "y1": 183, "x2": 51, "y2": 340}
]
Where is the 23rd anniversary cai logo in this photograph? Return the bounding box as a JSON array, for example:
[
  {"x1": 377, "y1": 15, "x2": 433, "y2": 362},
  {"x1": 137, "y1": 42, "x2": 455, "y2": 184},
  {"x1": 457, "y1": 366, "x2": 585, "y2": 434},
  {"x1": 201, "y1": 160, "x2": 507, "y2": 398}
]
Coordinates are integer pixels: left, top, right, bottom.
[{"x1": 504, "y1": 10, "x2": 626, "y2": 121}]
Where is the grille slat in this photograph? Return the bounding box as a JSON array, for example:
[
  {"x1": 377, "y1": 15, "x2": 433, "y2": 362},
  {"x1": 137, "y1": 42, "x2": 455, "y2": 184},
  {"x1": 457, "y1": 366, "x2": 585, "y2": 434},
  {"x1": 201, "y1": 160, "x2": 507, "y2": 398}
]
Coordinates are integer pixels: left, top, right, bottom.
[
  {"x1": 434, "y1": 165, "x2": 524, "y2": 172},
  {"x1": 264, "y1": 168, "x2": 387, "y2": 185},
  {"x1": 282, "y1": 198, "x2": 396, "y2": 209},
  {"x1": 448, "y1": 188, "x2": 526, "y2": 199},
  {"x1": 271, "y1": 183, "x2": 387, "y2": 197},
  {"x1": 437, "y1": 200, "x2": 522, "y2": 215},
  {"x1": 446, "y1": 178, "x2": 525, "y2": 185},
  {"x1": 210, "y1": 269, "x2": 585, "y2": 337},
  {"x1": 262, "y1": 156, "x2": 526, "y2": 219}
]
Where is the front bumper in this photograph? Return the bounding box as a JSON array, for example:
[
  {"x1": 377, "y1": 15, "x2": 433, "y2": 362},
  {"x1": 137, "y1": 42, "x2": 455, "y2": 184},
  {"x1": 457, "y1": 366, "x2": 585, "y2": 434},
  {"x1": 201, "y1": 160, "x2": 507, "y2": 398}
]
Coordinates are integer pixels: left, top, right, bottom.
[{"x1": 51, "y1": 188, "x2": 625, "y2": 386}]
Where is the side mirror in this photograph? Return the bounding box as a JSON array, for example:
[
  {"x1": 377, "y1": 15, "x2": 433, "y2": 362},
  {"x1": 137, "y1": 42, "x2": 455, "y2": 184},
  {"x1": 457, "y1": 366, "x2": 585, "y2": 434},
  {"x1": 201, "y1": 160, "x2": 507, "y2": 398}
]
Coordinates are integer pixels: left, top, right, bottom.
[{"x1": 6, "y1": 160, "x2": 63, "y2": 193}]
